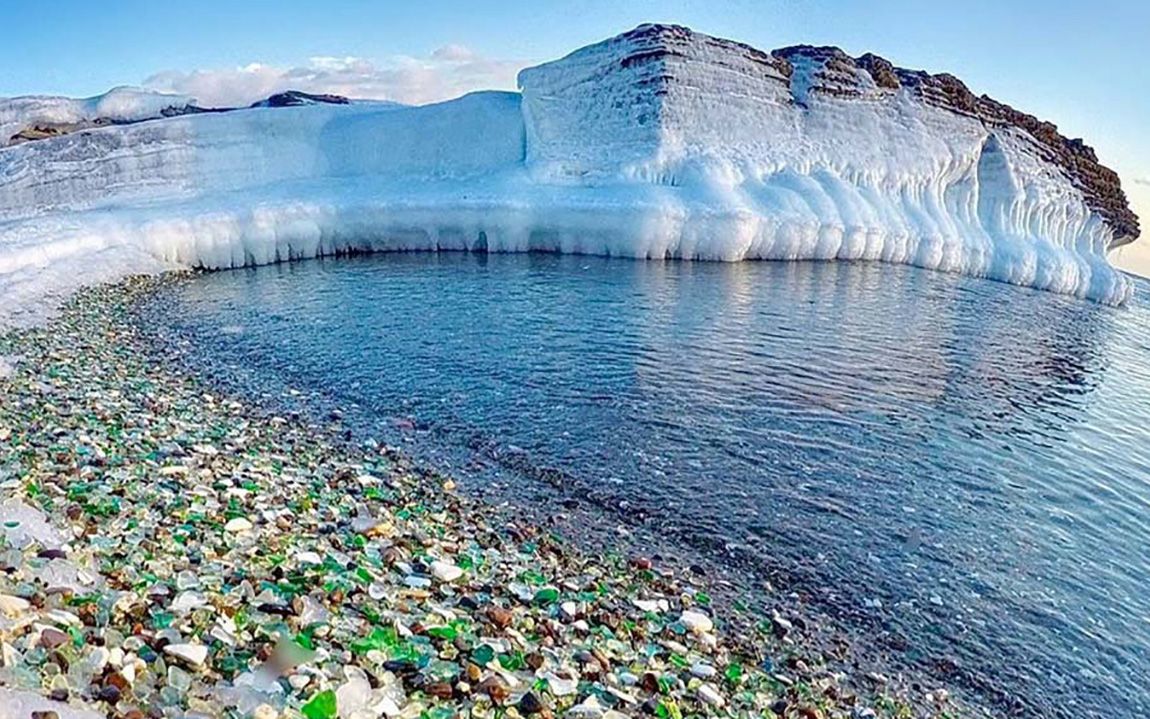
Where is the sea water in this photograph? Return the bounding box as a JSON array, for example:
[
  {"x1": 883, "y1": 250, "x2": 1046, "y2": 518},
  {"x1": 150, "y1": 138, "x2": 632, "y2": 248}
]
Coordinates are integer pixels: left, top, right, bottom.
[{"x1": 145, "y1": 254, "x2": 1150, "y2": 717}]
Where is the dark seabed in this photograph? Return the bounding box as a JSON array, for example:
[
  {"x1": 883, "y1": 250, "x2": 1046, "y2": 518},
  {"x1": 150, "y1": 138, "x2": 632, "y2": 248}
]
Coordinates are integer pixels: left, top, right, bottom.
[{"x1": 141, "y1": 254, "x2": 1150, "y2": 717}]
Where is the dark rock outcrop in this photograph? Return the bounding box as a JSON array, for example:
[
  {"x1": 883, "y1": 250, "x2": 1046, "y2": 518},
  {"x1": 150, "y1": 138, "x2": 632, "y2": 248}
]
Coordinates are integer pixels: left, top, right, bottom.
[
  {"x1": 8, "y1": 120, "x2": 109, "y2": 145},
  {"x1": 251, "y1": 91, "x2": 351, "y2": 108},
  {"x1": 4, "y1": 90, "x2": 350, "y2": 149},
  {"x1": 614, "y1": 23, "x2": 793, "y2": 88}
]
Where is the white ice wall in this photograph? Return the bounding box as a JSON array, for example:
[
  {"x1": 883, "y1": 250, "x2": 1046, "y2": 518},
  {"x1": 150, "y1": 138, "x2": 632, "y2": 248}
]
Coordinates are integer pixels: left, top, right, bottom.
[
  {"x1": 0, "y1": 28, "x2": 1136, "y2": 325},
  {"x1": 516, "y1": 27, "x2": 1129, "y2": 304},
  {"x1": 0, "y1": 92, "x2": 524, "y2": 222}
]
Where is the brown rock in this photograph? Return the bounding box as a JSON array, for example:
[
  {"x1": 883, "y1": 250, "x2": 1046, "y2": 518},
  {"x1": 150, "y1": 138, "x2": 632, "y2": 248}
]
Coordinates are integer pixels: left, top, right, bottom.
[
  {"x1": 640, "y1": 672, "x2": 660, "y2": 693},
  {"x1": 591, "y1": 648, "x2": 611, "y2": 671},
  {"x1": 105, "y1": 671, "x2": 132, "y2": 693},
  {"x1": 477, "y1": 675, "x2": 510, "y2": 703},
  {"x1": 594, "y1": 611, "x2": 621, "y2": 630},
  {"x1": 426, "y1": 682, "x2": 454, "y2": 699},
  {"x1": 486, "y1": 606, "x2": 513, "y2": 629}
]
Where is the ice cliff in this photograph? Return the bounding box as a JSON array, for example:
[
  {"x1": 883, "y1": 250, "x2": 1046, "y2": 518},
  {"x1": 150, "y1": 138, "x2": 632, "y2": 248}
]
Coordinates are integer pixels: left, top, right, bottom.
[{"x1": 0, "y1": 25, "x2": 1140, "y2": 323}]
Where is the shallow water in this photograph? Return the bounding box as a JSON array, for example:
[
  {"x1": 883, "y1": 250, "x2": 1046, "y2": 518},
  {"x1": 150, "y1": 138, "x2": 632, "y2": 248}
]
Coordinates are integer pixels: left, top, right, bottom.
[{"x1": 147, "y1": 254, "x2": 1150, "y2": 717}]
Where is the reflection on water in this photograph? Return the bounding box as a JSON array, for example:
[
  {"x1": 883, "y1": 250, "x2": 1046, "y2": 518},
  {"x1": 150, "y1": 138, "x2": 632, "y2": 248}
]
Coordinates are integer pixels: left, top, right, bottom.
[{"x1": 146, "y1": 254, "x2": 1150, "y2": 718}]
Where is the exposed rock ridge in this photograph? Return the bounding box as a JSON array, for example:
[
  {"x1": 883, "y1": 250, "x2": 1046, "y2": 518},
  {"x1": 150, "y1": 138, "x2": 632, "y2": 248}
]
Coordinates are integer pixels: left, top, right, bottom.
[
  {"x1": 249, "y1": 90, "x2": 351, "y2": 108},
  {"x1": 614, "y1": 23, "x2": 793, "y2": 89},
  {"x1": 6, "y1": 104, "x2": 208, "y2": 147},
  {"x1": 3, "y1": 90, "x2": 351, "y2": 148},
  {"x1": 617, "y1": 24, "x2": 1138, "y2": 245}
]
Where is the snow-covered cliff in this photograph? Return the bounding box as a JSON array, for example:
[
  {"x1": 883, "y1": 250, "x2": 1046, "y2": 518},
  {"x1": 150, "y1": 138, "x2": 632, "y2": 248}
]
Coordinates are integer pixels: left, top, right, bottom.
[
  {"x1": 519, "y1": 26, "x2": 1137, "y2": 300},
  {"x1": 0, "y1": 25, "x2": 1139, "y2": 323}
]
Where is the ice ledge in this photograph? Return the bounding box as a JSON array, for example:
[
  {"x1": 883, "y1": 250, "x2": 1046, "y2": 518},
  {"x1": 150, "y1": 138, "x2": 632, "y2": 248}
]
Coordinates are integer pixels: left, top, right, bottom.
[{"x1": 0, "y1": 25, "x2": 1140, "y2": 324}]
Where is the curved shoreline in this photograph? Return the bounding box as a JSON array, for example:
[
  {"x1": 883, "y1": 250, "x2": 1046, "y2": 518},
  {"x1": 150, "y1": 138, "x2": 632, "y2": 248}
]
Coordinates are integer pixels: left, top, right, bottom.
[
  {"x1": 140, "y1": 261, "x2": 1073, "y2": 719},
  {"x1": 0, "y1": 275, "x2": 980, "y2": 719}
]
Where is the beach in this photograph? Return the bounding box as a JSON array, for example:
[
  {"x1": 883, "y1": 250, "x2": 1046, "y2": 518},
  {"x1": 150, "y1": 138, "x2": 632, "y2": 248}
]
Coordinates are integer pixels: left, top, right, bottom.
[{"x1": 0, "y1": 275, "x2": 972, "y2": 719}]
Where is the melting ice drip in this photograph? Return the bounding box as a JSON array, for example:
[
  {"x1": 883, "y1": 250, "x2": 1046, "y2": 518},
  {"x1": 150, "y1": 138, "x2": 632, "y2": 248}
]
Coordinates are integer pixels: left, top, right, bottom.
[{"x1": 0, "y1": 25, "x2": 1139, "y2": 321}]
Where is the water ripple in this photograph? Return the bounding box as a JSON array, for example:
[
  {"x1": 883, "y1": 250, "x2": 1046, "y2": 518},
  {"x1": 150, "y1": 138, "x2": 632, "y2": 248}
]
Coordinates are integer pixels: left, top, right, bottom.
[{"x1": 146, "y1": 254, "x2": 1150, "y2": 718}]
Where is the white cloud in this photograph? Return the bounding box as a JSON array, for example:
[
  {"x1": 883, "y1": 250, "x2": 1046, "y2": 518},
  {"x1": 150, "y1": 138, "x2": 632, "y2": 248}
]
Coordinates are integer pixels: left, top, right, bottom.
[
  {"x1": 431, "y1": 44, "x2": 477, "y2": 62},
  {"x1": 142, "y1": 46, "x2": 527, "y2": 108}
]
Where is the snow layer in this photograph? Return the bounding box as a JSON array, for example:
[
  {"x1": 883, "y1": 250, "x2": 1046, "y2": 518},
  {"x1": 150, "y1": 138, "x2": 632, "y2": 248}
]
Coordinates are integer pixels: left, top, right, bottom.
[
  {"x1": 0, "y1": 27, "x2": 1137, "y2": 324},
  {"x1": 0, "y1": 87, "x2": 195, "y2": 142}
]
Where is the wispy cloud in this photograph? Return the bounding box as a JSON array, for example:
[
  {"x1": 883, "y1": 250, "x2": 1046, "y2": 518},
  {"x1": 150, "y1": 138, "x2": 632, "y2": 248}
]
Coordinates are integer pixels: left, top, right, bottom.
[
  {"x1": 1134, "y1": 176, "x2": 1150, "y2": 187},
  {"x1": 142, "y1": 47, "x2": 527, "y2": 108}
]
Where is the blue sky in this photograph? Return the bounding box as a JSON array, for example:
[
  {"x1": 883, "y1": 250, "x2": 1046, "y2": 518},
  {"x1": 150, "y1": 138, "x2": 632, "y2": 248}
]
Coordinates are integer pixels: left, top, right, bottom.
[{"x1": 4, "y1": 0, "x2": 1148, "y2": 271}]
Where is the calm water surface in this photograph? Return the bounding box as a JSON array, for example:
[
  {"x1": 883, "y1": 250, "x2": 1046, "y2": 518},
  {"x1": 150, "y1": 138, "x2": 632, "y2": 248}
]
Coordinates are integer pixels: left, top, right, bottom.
[{"x1": 147, "y1": 254, "x2": 1150, "y2": 717}]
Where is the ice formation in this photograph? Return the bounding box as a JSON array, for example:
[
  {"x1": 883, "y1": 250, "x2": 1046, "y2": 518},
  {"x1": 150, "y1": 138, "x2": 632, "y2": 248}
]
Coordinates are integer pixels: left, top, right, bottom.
[
  {"x1": 0, "y1": 87, "x2": 197, "y2": 144},
  {"x1": 0, "y1": 25, "x2": 1140, "y2": 324}
]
